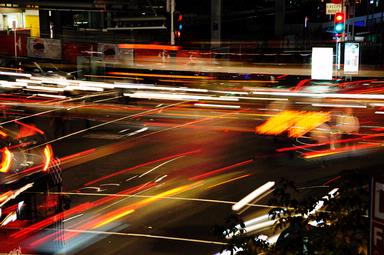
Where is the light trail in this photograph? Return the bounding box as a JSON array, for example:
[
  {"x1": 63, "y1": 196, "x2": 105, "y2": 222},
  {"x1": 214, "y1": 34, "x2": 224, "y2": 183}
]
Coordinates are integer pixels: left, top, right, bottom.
[
  {"x1": 107, "y1": 71, "x2": 212, "y2": 80},
  {"x1": 302, "y1": 142, "x2": 382, "y2": 159},
  {"x1": 83, "y1": 149, "x2": 200, "y2": 187},
  {"x1": 64, "y1": 229, "x2": 226, "y2": 245},
  {"x1": 0, "y1": 91, "x2": 117, "y2": 127},
  {"x1": 12, "y1": 182, "x2": 158, "y2": 239},
  {"x1": 189, "y1": 159, "x2": 254, "y2": 181},
  {"x1": 53, "y1": 105, "x2": 246, "y2": 174},
  {"x1": 62, "y1": 184, "x2": 198, "y2": 240},
  {"x1": 138, "y1": 155, "x2": 185, "y2": 178},
  {"x1": 29, "y1": 101, "x2": 187, "y2": 149},
  {"x1": 63, "y1": 214, "x2": 84, "y2": 223},
  {"x1": 207, "y1": 174, "x2": 251, "y2": 189},
  {"x1": 276, "y1": 133, "x2": 384, "y2": 152},
  {"x1": 53, "y1": 192, "x2": 277, "y2": 209}
]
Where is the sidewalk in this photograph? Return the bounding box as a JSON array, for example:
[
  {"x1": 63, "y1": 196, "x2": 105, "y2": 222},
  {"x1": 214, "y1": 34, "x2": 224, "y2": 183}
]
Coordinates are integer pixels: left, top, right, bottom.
[{"x1": 112, "y1": 59, "x2": 384, "y2": 78}]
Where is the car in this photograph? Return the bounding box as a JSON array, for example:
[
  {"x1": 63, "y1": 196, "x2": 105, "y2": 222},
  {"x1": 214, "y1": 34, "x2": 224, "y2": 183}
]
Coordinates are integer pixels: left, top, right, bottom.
[{"x1": 0, "y1": 120, "x2": 63, "y2": 229}]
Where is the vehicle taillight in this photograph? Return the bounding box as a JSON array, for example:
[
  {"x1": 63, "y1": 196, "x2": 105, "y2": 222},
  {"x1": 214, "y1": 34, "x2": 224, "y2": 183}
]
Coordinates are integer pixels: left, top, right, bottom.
[
  {"x1": 0, "y1": 148, "x2": 12, "y2": 173},
  {"x1": 43, "y1": 145, "x2": 53, "y2": 172},
  {"x1": 0, "y1": 191, "x2": 12, "y2": 204}
]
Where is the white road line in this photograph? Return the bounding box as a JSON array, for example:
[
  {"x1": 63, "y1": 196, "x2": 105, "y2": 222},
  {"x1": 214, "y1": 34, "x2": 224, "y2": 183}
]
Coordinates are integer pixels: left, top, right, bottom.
[
  {"x1": 78, "y1": 187, "x2": 106, "y2": 192},
  {"x1": 139, "y1": 155, "x2": 185, "y2": 178},
  {"x1": 63, "y1": 229, "x2": 227, "y2": 245},
  {"x1": 53, "y1": 192, "x2": 276, "y2": 209},
  {"x1": 126, "y1": 127, "x2": 148, "y2": 137},
  {"x1": 125, "y1": 175, "x2": 138, "y2": 182},
  {"x1": 29, "y1": 101, "x2": 187, "y2": 149},
  {"x1": 63, "y1": 214, "x2": 84, "y2": 223}
]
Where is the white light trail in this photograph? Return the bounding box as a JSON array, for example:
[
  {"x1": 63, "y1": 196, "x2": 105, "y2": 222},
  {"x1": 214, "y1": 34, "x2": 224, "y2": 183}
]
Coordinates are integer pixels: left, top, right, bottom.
[
  {"x1": 252, "y1": 91, "x2": 384, "y2": 100},
  {"x1": 25, "y1": 85, "x2": 65, "y2": 92},
  {"x1": 194, "y1": 103, "x2": 241, "y2": 109},
  {"x1": 0, "y1": 71, "x2": 31, "y2": 78},
  {"x1": 139, "y1": 156, "x2": 184, "y2": 178},
  {"x1": 126, "y1": 127, "x2": 148, "y2": 137},
  {"x1": 232, "y1": 181, "x2": 275, "y2": 212},
  {"x1": 63, "y1": 214, "x2": 84, "y2": 223},
  {"x1": 124, "y1": 92, "x2": 239, "y2": 101},
  {"x1": 311, "y1": 103, "x2": 367, "y2": 108},
  {"x1": 36, "y1": 93, "x2": 67, "y2": 99}
]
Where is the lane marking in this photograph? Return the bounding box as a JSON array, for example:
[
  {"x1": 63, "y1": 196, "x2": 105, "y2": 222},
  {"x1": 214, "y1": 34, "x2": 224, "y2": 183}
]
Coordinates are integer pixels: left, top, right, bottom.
[
  {"x1": 63, "y1": 229, "x2": 227, "y2": 245},
  {"x1": 51, "y1": 192, "x2": 277, "y2": 209},
  {"x1": 139, "y1": 156, "x2": 185, "y2": 178},
  {"x1": 63, "y1": 214, "x2": 84, "y2": 223},
  {"x1": 30, "y1": 101, "x2": 187, "y2": 149}
]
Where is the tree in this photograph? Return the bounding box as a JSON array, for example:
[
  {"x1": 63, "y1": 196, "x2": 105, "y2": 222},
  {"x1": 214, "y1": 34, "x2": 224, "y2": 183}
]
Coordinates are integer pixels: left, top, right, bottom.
[{"x1": 215, "y1": 170, "x2": 369, "y2": 255}]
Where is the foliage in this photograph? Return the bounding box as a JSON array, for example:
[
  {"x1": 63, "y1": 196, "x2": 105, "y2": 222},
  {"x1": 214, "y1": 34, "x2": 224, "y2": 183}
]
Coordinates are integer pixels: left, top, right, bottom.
[{"x1": 216, "y1": 170, "x2": 369, "y2": 255}]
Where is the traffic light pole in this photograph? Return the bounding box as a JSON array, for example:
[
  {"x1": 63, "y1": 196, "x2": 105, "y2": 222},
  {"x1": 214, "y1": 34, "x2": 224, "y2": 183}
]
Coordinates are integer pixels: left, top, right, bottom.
[
  {"x1": 336, "y1": 38, "x2": 342, "y2": 71},
  {"x1": 170, "y1": 0, "x2": 175, "y2": 46}
]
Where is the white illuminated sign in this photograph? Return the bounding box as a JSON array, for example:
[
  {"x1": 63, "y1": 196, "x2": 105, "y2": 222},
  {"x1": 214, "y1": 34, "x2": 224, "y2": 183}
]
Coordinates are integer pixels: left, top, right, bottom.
[
  {"x1": 311, "y1": 47, "x2": 333, "y2": 80},
  {"x1": 344, "y1": 43, "x2": 359, "y2": 74},
  {"x1": 326, "y1": 3, "x2": 342, "y2": 15}
]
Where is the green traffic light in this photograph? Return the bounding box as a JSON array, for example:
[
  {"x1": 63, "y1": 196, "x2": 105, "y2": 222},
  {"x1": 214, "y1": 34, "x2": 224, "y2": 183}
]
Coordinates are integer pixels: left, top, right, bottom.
[{"x1": 334, "y1": 23, "x2": 344, "y2": 33}]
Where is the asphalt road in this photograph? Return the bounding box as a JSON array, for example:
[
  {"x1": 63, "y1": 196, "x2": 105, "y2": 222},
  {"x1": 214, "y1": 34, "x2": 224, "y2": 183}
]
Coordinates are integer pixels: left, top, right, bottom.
[{"x1": 2, "y1": 93, "x2": 382, "y2": 255}]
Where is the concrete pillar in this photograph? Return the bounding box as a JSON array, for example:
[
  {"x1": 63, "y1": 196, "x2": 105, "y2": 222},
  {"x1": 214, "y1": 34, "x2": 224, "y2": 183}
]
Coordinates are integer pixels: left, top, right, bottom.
[
  {"x1": 275, "y1": 0, "x2": 285, "y2": 37},
  {"x1": 39, "y1": 10, "x2": 50, "y2": 38},
  {"x1": 211, "y1": 0, "x2": 221, "y2": 48}
]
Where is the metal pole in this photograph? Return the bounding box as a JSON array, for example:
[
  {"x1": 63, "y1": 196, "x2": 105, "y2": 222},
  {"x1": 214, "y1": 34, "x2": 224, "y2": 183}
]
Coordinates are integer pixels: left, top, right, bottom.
[
  {"x1": 338, "y1": 40, "x2": 341, "y2": 71},
  {"x1": 170, "y1": 0, "x2": 175, "y2": 46},
  {"x1": 13, "y1": 21, "x2": 17, "y2": 64}
]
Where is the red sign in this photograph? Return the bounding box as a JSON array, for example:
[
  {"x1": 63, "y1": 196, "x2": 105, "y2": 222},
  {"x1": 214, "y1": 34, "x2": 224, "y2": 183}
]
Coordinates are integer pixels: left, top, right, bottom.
[{"x1": 331, "y1": 0, "x2": 342, "y2": 3}]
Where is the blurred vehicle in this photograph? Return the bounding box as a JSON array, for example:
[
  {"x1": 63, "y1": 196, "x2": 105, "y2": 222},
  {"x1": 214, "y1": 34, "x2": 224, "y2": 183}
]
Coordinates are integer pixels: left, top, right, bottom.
[{"x1": 0, "y1": 120, "x2": 63, "y2": 230}]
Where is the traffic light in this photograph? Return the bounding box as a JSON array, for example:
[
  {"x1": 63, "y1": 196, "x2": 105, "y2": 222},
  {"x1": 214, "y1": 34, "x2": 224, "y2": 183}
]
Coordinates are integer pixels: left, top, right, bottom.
[
  {"x1": 334, "y1": 12, "x2": 345, "y2": 35},
  {"x1": 174, "y1": 12, "x2": 183, "y2": 39}
]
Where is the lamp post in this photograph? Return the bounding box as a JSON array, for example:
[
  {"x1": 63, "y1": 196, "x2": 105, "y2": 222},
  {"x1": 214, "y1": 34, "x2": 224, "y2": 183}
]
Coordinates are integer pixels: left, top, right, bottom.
[
  {"x1": 12, "y1": 20, "x2": 17, "y2": 65},
  {"x1": 170, "y1": 0, "x2": 175, "y2": 46}
]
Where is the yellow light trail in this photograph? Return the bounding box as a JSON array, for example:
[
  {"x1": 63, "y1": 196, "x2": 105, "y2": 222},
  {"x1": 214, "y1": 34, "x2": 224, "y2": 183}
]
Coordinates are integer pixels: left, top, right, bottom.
[
  {"x1": 91, "y1": 183, "x2": 197, "y2": 229},
  {"x1": 207, "y1": 174, "x2": 251, "y2": 189},
  {"x1": 93, "y1": 209, "x2": 135, "y2": 229},
  {"x1": 107, "y1": 71, "x2": 211, "y2": 80},
  {"x1": 64, "y1": 229, "x2": 227, "y2": 245}
]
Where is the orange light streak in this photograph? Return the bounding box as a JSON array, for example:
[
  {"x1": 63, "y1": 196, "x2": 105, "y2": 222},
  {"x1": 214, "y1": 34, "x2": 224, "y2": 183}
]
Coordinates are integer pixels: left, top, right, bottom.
[
  {"x1": 0, "y1": 129, "x2": 7, "y2": 137},
  {"x1": 22, "y1": 182, "x2": 157, "y2": 246},
  {"x1": 276, "y1": 133, "x2": 384, "y2": 152},
  {"x1": 43, "y1": 145, "x2": 53, "y2": 171},
  {"x1": 302, "y1": 143, "x2": 381, "y2": 159},
  {"x1": 288, "y1": 112, "x2": 330, "y2": 138},
  {"x1": 189, "y1": 159, "x2": 254, "y2": 181},
  {"x1": 91, "y1": 184, "x2": 194, "y2": 230},
  {"x1": 59, "y1": 148, "x2": 97, "y2": 163},
  {"x1": 0, "y1": 148, "x2": 12, "y2": 173},
  {"x1": 256, "y1": 110, "x2": 330, "y2": 138},
  {"x1": 107, "y1": 71, "x2": 212, "y2": 80},
  {"x1": 92, "y1": 209, "x2": 135, "y2": 229},
  {"x1": 0, "y1": 191, "x2": 13, "y2": 203},
  {"x1": 118, "y1": 44, "x2": 180, "y2": 51},
  {"x1": 14, "y1": 120, "x2": 45, "y2": 135},
  {"x1": 63, "y1": 184, "x2": 196, "y2": 241},
  {"x1": 11, "y1": 202, "x2": 93, "y2": 239},
  {"x1": 256, "y1": 110, "x2": 299, "y2": 136},
  {"x1": 84, "y1": 74, "x2": 144, "y2": 80},
  {"x1": 207, "y1": 174, "x2": 251, "y2": 189}
]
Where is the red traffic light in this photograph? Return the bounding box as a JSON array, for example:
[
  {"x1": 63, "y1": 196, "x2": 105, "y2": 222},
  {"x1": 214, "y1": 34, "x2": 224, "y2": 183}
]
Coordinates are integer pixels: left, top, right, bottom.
[
  {"x1": 334, "y1": 12, "x2": 344, "y2": 22},
  {"x1": 178, "y1": 14, "x2": 183, "y2": 22}
]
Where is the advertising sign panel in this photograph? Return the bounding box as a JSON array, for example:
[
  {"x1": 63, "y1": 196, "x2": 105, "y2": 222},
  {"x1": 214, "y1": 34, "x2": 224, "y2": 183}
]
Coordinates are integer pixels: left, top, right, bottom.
[
  {"x1": 311, "y1": 47, "x2": 333, "y2": 80},
  {"x1": 344, "y1": 43, "x2": 359, "y2": 74},
  {"x1": 27, "y1": 37, "x2": 62, "y2": 60}
]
